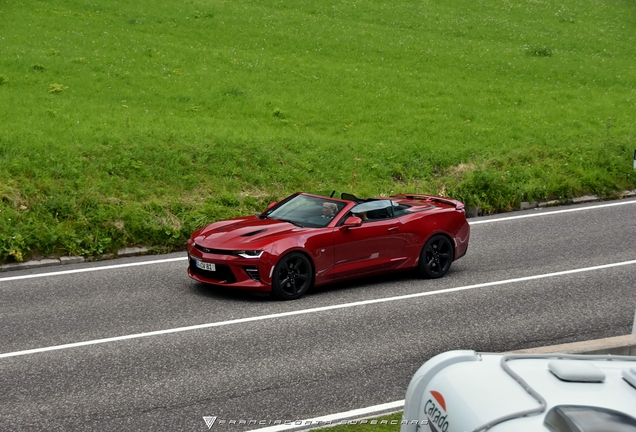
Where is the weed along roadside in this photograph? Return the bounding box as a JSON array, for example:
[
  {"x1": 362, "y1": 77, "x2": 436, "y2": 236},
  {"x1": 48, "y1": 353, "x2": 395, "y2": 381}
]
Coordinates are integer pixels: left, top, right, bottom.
[{"x1": 1, "y1": 0, "x2": 635, "y2": 264}]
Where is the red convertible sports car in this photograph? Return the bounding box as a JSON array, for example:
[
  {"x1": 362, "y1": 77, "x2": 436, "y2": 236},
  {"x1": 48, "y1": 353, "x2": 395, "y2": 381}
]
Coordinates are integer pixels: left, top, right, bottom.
[{"x1": 187, "y1": 192, "x2": 470, "y2": 300}]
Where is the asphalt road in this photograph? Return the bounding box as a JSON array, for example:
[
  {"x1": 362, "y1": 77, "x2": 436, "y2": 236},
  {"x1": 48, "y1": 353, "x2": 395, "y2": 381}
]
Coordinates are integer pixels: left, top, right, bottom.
[{"x1": 1, "y1": 199, "x2": 636, "y2": 431}]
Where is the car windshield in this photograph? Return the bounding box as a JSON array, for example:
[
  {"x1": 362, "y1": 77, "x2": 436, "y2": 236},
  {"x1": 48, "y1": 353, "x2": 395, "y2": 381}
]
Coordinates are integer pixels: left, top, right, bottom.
[{"x1": 266, "y1": 194, "x2": 345, "y2": 228}]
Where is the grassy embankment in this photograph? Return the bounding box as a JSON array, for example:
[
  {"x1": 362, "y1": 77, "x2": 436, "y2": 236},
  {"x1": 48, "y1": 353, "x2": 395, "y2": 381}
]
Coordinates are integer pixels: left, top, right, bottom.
[
  {"x1": 314, "y1": 412, "x2": 403, "y2": 432},
  {"x1": 1, "y1": 0, "x2": 635, "y2": 263}
]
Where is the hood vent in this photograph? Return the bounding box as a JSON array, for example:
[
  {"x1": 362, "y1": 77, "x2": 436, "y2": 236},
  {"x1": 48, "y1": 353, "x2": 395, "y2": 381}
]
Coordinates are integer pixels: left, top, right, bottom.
[
  {"x1": 241, "y1": 228, "x2": 268, "y2": 237},
  {"x1": 217, "y1": 222, "x2": 241, "y2": 231}
]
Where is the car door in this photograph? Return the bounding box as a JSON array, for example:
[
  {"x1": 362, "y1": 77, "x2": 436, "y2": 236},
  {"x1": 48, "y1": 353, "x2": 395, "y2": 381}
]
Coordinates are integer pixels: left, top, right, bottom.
[{"x1": 330, "y1": 200, "x2": 410, "y2": 280}]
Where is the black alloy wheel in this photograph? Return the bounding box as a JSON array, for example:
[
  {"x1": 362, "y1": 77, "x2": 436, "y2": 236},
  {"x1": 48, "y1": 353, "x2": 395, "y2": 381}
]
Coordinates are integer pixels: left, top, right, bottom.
[
  {"x1": 271, "y1": 252, "x2": 313, "y2": 300},
  {"x1": 419, "y1": 234, "x2": 454, "y2": 278}
]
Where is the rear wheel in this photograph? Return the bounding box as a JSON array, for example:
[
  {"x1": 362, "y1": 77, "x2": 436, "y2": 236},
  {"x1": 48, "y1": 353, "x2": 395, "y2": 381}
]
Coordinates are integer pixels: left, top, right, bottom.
[
  {"x1": 419, "y1": 235, "x2": 454, "y2": 278},
  {"x1": 271, "y1": 252, "x2": 313, "y2": 300}
]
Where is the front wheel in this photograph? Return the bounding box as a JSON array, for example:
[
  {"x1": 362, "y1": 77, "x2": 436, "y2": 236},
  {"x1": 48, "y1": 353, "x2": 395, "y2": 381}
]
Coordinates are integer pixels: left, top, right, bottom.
[
  {"x1": 271, "y1": 252, "x2": 313, "y2": 300},
  {"x1": 419, "y1": 235, "x2": 454, "y2": 278}
]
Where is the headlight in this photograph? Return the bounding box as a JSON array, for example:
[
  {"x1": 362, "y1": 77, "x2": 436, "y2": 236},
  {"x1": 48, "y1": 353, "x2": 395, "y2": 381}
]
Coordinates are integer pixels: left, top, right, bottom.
[{"x1": 236, "y1": 250, "x2": 264, "y2": 259}]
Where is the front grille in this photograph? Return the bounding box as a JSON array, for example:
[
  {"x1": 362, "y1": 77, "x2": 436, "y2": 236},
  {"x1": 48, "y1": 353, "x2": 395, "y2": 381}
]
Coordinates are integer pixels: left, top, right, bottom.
[
  {"x1": 194, "y1": 244, "x2": 233, "y2": 255},
  {"x1": 189, "y1": 259, "x2": 237, "y2": 283},
  {"x1": 244, "y1": 267, "x2": 260, "y2": 282}
]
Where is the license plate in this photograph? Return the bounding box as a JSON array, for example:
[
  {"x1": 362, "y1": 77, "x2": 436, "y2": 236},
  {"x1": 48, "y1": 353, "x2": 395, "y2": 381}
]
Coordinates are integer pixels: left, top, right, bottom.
[{"x1": 196, "y1": 260, "x2": 216, "y2": 271}]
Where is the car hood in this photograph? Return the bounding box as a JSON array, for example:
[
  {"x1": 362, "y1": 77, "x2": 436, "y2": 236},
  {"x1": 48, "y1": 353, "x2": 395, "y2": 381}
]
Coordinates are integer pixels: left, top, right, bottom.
[{"x1": 194, "y1": 217, "x2": 304, "y2": 249}]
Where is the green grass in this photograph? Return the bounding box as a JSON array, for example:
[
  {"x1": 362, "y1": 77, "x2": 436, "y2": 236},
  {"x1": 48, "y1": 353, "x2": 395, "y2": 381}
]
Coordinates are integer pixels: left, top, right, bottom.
[
  {"x1": 311, "y1": 412, "x2": 402, "y2": 432},
  {"x1": 1, "y1": 0, "x2": 635, "y2": 262}
]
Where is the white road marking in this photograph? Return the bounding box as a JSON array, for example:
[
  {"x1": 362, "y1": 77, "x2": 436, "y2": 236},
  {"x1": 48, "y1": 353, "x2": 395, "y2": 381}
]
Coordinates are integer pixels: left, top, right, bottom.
[
  {"x1": 0, "y1": 257, "x2": 187, "y2": 282},
  {"x1": 247, "y1": 400, "x2": 405, "y2": 432},
  {"x1": 1, "y1": 199, "x2": 634, "y2": 282},
  {"x1": 469, "y1": 199, "x2": 636, "y2": 225},
  {"x1": 2, "y1": 259, "x2": 635, "y2": 359}
]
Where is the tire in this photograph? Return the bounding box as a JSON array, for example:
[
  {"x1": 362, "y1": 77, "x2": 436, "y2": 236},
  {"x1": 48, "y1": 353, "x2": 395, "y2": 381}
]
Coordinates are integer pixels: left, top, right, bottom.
[
  {"x1": 271, "y1": 252, "x2": 313, "y2": 300},
  {"x1": 419, "y1": 234, "x2": 454, "y2": 279}
]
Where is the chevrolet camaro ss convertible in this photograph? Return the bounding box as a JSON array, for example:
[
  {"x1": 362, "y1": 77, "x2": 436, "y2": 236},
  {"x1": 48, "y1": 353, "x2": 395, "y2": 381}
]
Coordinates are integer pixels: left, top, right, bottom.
[{"x1": 187, "y1": 192, "x2": 470, "y2": 300}]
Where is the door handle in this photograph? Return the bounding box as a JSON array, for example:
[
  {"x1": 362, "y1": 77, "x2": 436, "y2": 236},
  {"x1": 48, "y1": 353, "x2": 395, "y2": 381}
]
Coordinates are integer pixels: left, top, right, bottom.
[{"x1": 388, "y1": 226, "x2": 399, "y2": 232}]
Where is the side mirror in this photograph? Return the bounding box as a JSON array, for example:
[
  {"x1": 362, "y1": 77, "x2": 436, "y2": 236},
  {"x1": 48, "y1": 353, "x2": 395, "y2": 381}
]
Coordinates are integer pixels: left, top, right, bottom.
[
  {"x1": 266, "y1": 201, "x2": 277, "y2": 210},
  {"x1": 341, "y1": 216, "x2": 362, "y2": 229}
]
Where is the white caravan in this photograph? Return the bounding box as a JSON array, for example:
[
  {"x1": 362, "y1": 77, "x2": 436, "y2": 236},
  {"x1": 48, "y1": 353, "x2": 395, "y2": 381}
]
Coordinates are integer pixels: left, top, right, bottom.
[{"x1": 401, "y1": 350, "x2": 636, "y2": 432}]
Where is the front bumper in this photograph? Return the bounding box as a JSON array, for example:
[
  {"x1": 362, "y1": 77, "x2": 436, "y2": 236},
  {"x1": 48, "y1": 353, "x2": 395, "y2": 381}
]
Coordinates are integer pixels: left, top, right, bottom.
[{"x1": 187, "y1": 244, "x2": 274, "y2": 292}]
